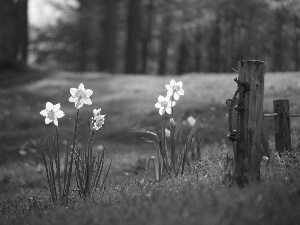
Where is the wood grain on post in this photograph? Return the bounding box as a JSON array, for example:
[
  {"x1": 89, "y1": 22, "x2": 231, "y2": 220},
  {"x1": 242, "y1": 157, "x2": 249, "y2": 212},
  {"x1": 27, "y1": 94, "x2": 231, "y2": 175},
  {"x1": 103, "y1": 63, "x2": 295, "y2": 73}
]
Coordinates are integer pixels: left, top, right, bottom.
[
  {"x1": 235, "y1": 60, "x2": 265, "y2": 186},
  {"x1": 226, "y1": 98, "x2": 237, "y2": 158},
  {"x1": 274, "y1": 99, "x2": 291, "y2": 153}
]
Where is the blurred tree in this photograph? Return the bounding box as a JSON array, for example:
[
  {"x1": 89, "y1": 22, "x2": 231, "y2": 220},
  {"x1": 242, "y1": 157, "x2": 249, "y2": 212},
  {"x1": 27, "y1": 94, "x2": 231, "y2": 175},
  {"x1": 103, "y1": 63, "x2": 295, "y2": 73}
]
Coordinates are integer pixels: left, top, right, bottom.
[
  {"x1": 176, "y1": 32, "x2": 190, "y2": 75},
  {"x1": 0, "y1": 0, "x2": 16, "y2": 69},
  {"x1": 140, "y1": 0, "x2": 155, "y2": 74},
  {"x1": 16, "y1": 0, "x2": 28, "y2": 64},
  {"x1": 77, "y1": 0, "x2": 92, "y2": 72},
  {"x1": 294, "y1": 15, "x2": 300, "y2": 70},
  {"x1": 28, "y1": 0, "x2": 300, "y2": 73},
  {"x1": 125, "y1": 0, "x2": 142, "y2": 74},
  {"x1": 157, "y1": 2, "x2": 172, "y2": 75},
  {"x1": 208, "y1": 8, "x2": 221, "y2": 72},
  {"x1": 272, "y1": 5, "x2": 286, "y2": 71},
  {"x1": 0, "y1": 0, "x2": 28, "y2": 70},
  {"x1": 98, "y1": 0, "x2": 118, "y2": 74}
]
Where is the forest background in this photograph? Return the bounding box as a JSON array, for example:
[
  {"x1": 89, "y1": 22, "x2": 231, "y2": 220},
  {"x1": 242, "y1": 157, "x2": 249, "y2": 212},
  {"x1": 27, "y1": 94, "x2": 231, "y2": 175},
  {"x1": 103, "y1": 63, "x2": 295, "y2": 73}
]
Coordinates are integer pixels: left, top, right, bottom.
[{"x1": 1, "y1": 0, "x2": 300, "y2": 75}]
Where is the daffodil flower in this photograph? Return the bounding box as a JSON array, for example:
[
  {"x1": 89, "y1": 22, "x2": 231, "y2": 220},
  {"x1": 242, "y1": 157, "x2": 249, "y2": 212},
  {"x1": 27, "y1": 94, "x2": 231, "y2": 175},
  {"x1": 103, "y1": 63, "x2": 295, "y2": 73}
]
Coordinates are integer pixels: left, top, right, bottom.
[
  {"x1": 165, "y1": 79, "x2": 184, "y2": 100},
  {"x1": 40, "y1": 102, "x2": 65, "y2": 126},
  {"x1": 187, "y1": 116, "x2": 196, "y2": 126},
  {"x1": 91, "y1": 108, "x2": 105, "y2": 131},
  {"x1": 154, "y1": 95, "x2": 176, "y2": 115},
  {"x1": 69, "y1": 83, "x2": 93, "y2": 109},
  {"x1": 93, "y1": 108, "x2": 102, "y2": 118}
]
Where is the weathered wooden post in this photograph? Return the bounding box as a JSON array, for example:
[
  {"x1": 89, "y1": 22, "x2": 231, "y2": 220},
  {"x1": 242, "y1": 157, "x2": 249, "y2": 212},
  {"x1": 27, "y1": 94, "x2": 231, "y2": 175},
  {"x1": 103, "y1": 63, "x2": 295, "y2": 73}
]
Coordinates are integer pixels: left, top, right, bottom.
[
  {"x1": 273, "y1": 99, "x2": 291, "y2": 153},
  {"x1": 226, "y1": 98, "x2": 237, "y2": 157},
  {"x1": 235, "y1": 60, "x2": 265, "y2": 186}
]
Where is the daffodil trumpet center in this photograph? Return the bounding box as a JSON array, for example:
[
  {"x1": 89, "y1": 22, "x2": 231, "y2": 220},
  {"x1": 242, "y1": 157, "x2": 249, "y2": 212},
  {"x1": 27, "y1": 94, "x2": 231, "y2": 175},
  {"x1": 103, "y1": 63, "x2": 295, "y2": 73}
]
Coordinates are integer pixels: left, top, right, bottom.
[
  {"x1": 48, "y1": 110, "x2": 55, "y2": 120},
  {"x1": 75, "y1": 90, "x2": 85, "y2": 98}
]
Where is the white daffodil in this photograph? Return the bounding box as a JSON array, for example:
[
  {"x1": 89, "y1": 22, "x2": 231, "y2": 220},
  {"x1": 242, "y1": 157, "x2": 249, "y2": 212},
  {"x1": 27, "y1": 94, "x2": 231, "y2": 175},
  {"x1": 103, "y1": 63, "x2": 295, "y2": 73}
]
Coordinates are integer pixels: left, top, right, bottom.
[
  {"x1": 91, "y1": 108, "x2": 105, "y2": 131},
  {"x1": 93, "y1": 108, "x2": 102, "y2": 118},
  {"x1": 165, "y1": 79, "x2": 184, "y2": 100},
  {"x1": 187, "y1": 116, "x2": 196, "y2": 126},
  {"x1": 40, "y1": 102, "x2": 65, "y2": 126},
  {"x1": 154, "y1": 95, "x2": 175, "y2": 115},
  {"x1": 69, "y1": 83, "x2": 93, "y2": 109}
]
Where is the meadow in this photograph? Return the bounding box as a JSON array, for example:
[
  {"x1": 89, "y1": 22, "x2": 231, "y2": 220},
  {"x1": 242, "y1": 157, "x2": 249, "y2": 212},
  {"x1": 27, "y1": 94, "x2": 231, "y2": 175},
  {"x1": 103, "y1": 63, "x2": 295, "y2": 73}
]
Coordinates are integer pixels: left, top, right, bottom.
[{"x1": 0, "y1": 71, "x2": 300, "y2": 224}]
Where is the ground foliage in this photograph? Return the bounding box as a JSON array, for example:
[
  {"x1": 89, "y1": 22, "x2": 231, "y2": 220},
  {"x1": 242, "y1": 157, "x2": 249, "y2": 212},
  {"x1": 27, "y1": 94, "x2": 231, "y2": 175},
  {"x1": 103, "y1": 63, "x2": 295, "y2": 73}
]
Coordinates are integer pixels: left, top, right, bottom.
[{"x1": 1, "y1": 72, "x2": 300, "y2": 224}]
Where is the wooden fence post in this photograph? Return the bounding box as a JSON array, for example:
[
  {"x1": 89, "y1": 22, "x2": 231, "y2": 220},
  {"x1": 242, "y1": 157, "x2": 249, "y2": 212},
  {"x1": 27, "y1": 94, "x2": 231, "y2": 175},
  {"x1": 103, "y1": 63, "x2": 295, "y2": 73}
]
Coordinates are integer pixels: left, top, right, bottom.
[
  {"x1": 235, "y1": 60, "x2": 265, "y2": 186},
  {"x1": 273, "y1": 99, "x2": 291, "y2": 153}
]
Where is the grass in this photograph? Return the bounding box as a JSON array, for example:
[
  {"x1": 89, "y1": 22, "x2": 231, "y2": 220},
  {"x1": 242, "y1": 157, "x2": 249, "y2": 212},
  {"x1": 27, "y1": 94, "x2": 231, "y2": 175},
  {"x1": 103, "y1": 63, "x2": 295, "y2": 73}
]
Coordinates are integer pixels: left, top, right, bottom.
[{"x1": 0, "y1": 71, "x2": 300, "y2": 224}]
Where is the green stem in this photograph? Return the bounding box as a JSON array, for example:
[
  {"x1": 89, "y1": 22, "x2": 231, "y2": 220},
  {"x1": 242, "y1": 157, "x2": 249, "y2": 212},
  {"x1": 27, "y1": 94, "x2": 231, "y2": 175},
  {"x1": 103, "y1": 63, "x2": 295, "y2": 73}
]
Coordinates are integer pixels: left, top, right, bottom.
[
  {"x1": 65, "y1": 109, "x2": 80, "y2": 205},
  {"x1": 55, "y1": 126, "x2": 62, "y2": 203},
  {"x1": 163, "y1": 112, "x2": 169, "y2": 165},
  {"x1": 171, "y1": 92, "x2": 174, "y2": 119},
  {"x1": 87, "y1": 131, "x2": 94, "y2": 195}
]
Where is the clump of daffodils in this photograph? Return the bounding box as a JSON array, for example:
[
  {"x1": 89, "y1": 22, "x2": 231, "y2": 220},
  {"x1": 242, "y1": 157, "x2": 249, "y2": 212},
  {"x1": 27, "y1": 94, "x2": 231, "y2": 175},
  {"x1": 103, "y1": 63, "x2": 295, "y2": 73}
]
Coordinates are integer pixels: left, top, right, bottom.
[
  {"x1": 40, "y1": 83, "x2": 110, "y2": 205},
  {"x1": 133, "y1": 79, "x2": 199, "y2": 181}
]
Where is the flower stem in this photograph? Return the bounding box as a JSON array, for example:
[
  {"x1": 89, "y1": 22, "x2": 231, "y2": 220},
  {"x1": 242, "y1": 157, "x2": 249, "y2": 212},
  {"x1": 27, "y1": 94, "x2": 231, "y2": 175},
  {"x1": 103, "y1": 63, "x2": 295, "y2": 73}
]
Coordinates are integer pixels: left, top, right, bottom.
[
  {"x1": 163, "y1": 112, "x2": 169, "y2": 164},
  {"x1": 87, "y1": 131, "x2": 95, "y2": 195},
  {"x1": 65, "y1": 109, "x2": 80, "y2": 205},
  {"x1": 55, "y1": 126, "x2": 62, "y2": 203},
  {"x1": 171, "y1": 92, "x2": 174, "y2": 119}
]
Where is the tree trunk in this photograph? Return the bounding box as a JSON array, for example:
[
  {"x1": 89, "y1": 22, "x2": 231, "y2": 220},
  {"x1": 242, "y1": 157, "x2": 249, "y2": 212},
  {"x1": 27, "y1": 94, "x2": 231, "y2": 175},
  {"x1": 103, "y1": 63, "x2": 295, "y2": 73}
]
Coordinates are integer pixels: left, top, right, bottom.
[
  {"x1": 157, "y1": 14, "x2": 171, "y2": 75},
  {"x1": 294, "y1": 15, "x2": 300, "y2": 71},
  {"x1": 194, "y1": 27, "x2": 201, "y2": 72},
  {"x1": 125, "y1": 0, "x2": 141, "y2": 74},
  {"x1": 78, "y1": 0, "x2": 91, "y2": 72},
  {"x1": 0, "y1": 0, "x2": 17, "y2": 69},
  {"x1": 177, "y1": 32, "x2": 189, "y2": 75},
  {"x1": 140, "y1": 0, "x2": 154, "y2": 74},
  {"x1": 98, "y1": 0, "x2": 118, "y2": 73},
  {"x1": 273, "y1": 9, "x2": 284, "y2": 72},
  {"x1": 209, "y1": 10, "x2": 221, "y2": 72},
  {"x1": 15, "y1": 0, "x2": 28, "y2": 64}
]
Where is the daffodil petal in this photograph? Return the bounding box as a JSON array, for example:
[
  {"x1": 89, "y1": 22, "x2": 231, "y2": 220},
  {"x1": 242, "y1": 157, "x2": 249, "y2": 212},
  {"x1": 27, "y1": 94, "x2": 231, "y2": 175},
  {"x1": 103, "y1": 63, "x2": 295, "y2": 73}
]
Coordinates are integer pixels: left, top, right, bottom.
[
  {"x1": 46, "y1": 102, "x2": 53, "y2": 111},
  {"x1": 170, "y1": 79, "x2": 176, "y2": 86},
  {"x1": 165, "y1": 85, "x2": 172, "y2": 91},
  {"x1": 158, "y1": 95, "x2": 164, "y2": 102},
  {"x1": 178, "y1": 89, "x2": 184, "y2": 95},
  {"x1": 53, "y1": 118, "x2": 58, "y2": 126},
  {"x1": 75, "y1": 101, "x2": 84, "y2": 109},
  {"x1": 154, "y1": 102, "x2": 161, "y2": 108},
  {"x1": 53, "y1": 103, "x2": 61, "y2": 112},
  {"x1": 83, "y1": 98, "x2": 92, "y2": 105},
  {"x1": 167, "y1": 90, "x2": 173, "y2": 97},
  {"x1": 40, "y1": 109, "x2": 48, "y2": 117},
  {"x1": 70, "y1": 88, "x2": 77, "y2": 95},
  {"x1": 168, "y1": 101, "x2": 176, "y2": 107},
  {"x1": 56, "y1": 110, "x2": 65, "y2": 118},
  {"x1": 78, "y1": 83, "x2": 84, "y2": 90},
  {"x1": 69, "y1": 96, "x2": 77, "y2": 102},
  {"x1": 45, "y1": 118, "x2": 52, "y2": 124},
  {"x1": 85, "y1": 89, "x2": 93, "y2": 98},
  {"x1": 165, "y1": 107, "x2": 171, "y2": 114},
  {"x1": 159, "y1": 108, "x2": 164, "y2": 115},
  {"x1": 177, "y1": 81, "x2": 183, "y2": 88},
  {"x1": 174, "y1": 93, "x2": 179, "y2": 100},
  {"x1": 93, "y1": 109, "x2": 100, "y2": 115}
]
